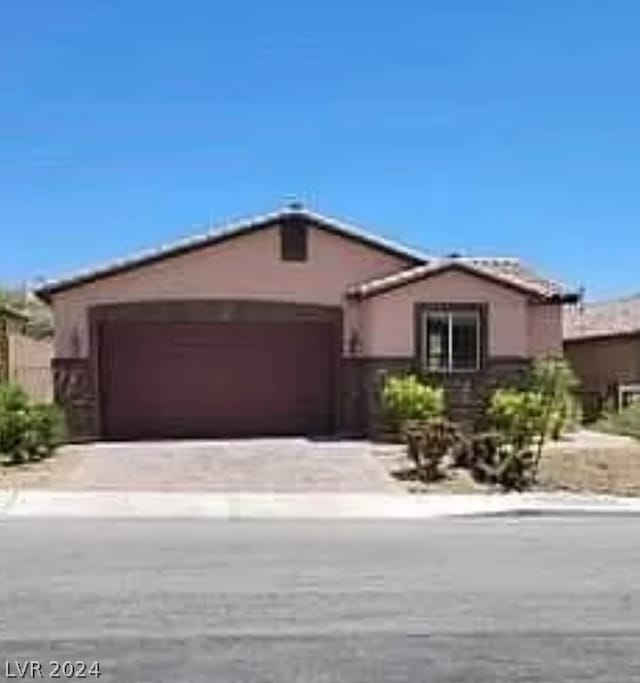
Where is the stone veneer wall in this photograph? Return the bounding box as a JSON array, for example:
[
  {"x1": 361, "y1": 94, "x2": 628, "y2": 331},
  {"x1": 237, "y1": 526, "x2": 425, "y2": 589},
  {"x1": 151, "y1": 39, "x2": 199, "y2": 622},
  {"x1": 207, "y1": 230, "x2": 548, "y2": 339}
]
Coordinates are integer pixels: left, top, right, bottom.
[
  {"x1": 54, "y1": 352, "x2": 531, "y2": 441},
  {"x1": 52, "y1": 358, "x2": 97, "y2": 441},
  {"x1": 434, "y1": 358, "x2": 532, "y2": 430},
  {"x1": 341, "y1": 357, "x2": 416, "y2": 437},
  {"x1": 343, "y1": 356, "x2": 532, "y2": 436}
]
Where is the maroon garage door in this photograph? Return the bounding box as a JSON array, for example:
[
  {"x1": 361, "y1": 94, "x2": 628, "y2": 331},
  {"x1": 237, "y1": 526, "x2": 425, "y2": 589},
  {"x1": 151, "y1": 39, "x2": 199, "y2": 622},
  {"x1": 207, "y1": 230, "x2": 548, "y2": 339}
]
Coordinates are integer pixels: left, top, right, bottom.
[{"x1": 98, "y1": 320, "x2": 338, "y2": 439}]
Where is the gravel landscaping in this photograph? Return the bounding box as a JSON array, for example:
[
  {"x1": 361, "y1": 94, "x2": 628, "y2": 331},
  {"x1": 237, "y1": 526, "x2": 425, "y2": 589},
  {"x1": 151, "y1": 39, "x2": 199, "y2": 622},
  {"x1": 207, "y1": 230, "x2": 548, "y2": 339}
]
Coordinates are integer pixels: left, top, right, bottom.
[{"x1": 377, "y1": 429, "x2": 640, "y2": 496}]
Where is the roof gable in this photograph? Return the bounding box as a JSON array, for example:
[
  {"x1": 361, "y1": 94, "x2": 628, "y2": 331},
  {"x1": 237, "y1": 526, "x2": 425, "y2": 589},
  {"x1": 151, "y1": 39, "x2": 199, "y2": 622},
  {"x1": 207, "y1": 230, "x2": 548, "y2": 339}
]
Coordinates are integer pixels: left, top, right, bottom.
[
  {"x1": 36, "y1": 207, "x2": 427, "y2": 301},
  {"x1": 347, "y1": 257, "x2": 579, "y2": 303}
]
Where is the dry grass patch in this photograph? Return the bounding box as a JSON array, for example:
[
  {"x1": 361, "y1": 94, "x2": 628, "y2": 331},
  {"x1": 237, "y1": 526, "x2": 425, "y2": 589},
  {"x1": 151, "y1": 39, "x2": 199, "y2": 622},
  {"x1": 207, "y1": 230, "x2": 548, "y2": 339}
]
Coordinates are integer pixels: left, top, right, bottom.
[
  {"x1": 373, "y1": 443, "x2": 490, "y2": 494},
  {"x1": 538, "y1": 443, "x2": 640, "y2": 495}
]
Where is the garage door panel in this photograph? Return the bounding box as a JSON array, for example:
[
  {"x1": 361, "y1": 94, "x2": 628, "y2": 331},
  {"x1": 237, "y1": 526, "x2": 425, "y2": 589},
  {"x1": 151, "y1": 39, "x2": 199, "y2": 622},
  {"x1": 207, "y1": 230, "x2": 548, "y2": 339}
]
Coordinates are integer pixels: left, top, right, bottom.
[{"x1": 98, "y1": 319, "x2": 337, "y2": 439}]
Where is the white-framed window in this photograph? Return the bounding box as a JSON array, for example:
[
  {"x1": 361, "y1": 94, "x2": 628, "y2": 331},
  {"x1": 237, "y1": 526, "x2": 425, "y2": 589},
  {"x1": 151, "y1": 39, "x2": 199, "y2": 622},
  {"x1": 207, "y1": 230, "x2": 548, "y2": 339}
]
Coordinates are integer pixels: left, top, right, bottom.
[
  {"x1": 422, "y1": 309, "x2": 482, "y2": 372},
  {"x1": 618, "y1": 384, "x2": 640, "y2": 410}
]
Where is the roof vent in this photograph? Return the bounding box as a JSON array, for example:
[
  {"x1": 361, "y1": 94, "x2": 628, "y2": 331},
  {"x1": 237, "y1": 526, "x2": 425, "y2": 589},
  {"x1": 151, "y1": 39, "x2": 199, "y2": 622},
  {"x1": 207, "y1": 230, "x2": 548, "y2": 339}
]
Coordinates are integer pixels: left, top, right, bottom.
[{"x1": 285, "y1": 200, "x2": 304, "y2": 211}]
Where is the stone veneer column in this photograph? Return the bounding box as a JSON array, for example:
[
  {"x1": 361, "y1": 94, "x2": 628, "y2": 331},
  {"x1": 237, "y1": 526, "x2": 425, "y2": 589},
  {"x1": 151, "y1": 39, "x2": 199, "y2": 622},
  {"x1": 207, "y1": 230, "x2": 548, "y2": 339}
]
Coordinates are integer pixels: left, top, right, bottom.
[
  {"x1": 52, "y1": 358, "x2": 97, "y2": 441},
  {"x1": 339, "y1": 358, "x2": 365, "y2": 437},
  {"x1": 350, "y1": 358, "x2": 416, "y2": 437}
]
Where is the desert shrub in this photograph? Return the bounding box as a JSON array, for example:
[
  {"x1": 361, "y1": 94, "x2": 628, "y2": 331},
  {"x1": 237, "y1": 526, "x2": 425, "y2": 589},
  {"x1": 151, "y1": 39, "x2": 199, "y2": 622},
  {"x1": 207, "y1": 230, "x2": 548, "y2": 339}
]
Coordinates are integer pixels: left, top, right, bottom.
[
  {"x1": 528, "y1": 358, "x2": 581, "y2": 438},
  {"x1": 381, "y1": 374, "x2": 444, "y2": 434},
  {"x1": 490, "y1": 443, "x2": 536, "y2": 491},
  {"x1": 462, "y1": 431, "x2": 535, "y2": 491},
  {"x1": 0, "y1": 382, "x2": 66, "y2": 465},
  {"x1": 596, "y1": 401, "x2": 640, "y2": 440},
  {"x1": 458, "y1": 431, "x2": 501, "y2": 472},
  {"x1": 403, "y1": 418, "x2": 461, "y2": 482}
]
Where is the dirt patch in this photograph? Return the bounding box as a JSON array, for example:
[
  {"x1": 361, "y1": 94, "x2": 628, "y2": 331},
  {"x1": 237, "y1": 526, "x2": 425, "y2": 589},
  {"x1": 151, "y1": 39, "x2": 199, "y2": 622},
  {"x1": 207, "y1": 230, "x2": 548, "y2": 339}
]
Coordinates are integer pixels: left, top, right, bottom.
[
  {"x1": 0, "y1": 449, "x2": 85, "y2": 489},
  {"x1": 373, "y1": 443, "x2": 490, "y2": 494},
  {"x1": 539, "y1": 443, "x2": 640, "y2": 495}
]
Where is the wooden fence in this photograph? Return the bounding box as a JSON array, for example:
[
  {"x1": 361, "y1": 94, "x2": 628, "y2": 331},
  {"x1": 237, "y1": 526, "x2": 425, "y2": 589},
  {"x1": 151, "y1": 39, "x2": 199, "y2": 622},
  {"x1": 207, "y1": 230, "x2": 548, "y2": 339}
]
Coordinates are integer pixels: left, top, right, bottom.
[{"x1": 7, "y1": 332, "x2": 53, "y2": 402}]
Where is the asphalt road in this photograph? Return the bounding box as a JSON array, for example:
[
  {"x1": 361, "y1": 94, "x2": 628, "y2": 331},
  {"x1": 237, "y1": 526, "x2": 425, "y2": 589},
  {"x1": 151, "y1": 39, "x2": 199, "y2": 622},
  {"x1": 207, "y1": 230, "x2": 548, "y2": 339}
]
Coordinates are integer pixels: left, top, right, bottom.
[{"x1": 1, "y1": 519, "x2": 639, "y2": 682}]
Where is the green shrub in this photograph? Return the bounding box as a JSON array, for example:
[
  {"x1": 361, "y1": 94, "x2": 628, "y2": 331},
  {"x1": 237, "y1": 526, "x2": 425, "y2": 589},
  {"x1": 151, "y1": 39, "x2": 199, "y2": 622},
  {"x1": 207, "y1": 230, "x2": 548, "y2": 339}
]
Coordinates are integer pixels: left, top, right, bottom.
[
  {"x1": 403, "y1": 418, "x2": 461, "y2": 482},
  {"x1": 596, "y1": 401, "x2": 640, "y2": 440},
  {"x1": 489, "y1": 388, "x2": 547, "y2": 449},
  {"x1": 24, "y1": 403, "x2": 67, "y2": 459},
  {"x1": 0, "y1": 384, "x2": 31, "y2": 464},
  {"x1": 486, "y1": 387, "x2": 553, "y2": 490},
  {"x1": 0, "y1": 382, "x2": 30, "y2": 412},
  {"x1": 381, "y1": 374, "x2": 444, "y2": 434},
  {"x1": 528, "y1": 358, "x2": 581, "y2": 438},
  {"x1": 0, "y1": 382, "x2": 66, "y2": 466}
]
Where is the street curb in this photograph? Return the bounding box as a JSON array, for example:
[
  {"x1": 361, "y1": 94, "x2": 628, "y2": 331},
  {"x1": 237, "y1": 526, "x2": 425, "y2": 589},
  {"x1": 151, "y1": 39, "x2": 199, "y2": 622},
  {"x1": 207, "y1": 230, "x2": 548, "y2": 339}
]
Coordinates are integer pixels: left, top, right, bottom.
[
  {"x1": 0, "y1": 488, "x2": 17, "y2": 515},
  {"x1": 2, "y1": 490, "x2": 640, "y2": 520},
  {"x1": 3, "y1": 490, "x2": 231, "y2": 519}
]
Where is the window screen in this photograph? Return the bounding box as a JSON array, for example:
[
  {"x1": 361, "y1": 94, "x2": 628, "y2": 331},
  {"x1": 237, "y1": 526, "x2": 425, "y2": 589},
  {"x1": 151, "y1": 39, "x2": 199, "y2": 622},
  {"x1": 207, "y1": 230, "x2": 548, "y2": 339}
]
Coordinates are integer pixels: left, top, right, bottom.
[{"x1": 424, "y1": 310, "x2": 480, "y2": 371}]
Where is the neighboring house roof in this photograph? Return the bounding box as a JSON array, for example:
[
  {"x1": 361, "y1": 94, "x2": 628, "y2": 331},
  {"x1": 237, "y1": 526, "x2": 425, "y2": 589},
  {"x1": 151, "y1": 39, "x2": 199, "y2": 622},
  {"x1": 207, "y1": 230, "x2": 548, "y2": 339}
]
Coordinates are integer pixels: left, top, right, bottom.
[
  {"x1": 564, "y1": 294, "x2": 640, "y2": 341},
  {"x1": 0, "y1": 303, "x2": 28, "y2": 321},
  {"x1": 35, "y1": 206, "x2": 428, "y2": 302},
  {"x1": 347, "y1": 256, "x2": 579, "y2": 303}
]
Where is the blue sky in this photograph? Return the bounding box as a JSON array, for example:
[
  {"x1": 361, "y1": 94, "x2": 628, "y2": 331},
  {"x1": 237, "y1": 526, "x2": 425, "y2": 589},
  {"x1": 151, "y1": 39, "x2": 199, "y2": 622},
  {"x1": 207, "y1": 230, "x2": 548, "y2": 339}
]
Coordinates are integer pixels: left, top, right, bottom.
[{"x1": 1, "y1": 1, "x2": 639, "y2": 300}]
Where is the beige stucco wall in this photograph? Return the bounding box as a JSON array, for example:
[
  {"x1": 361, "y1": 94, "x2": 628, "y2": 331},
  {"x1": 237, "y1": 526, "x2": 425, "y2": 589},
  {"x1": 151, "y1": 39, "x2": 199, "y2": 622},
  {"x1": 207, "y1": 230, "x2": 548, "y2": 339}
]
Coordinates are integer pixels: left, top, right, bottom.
[
  {"x1": 51, "y1": 225, "x2": 409, "y2": 357},
  {"x1": 50, "y1": 225, "x2": 566, "y2": 362},
  {"x1": 8, "y1": 333, "x2": 53, "y2": 401},
  {"x1": 565, "y1": 335, "x2": 640, "y2": 395},
  {"x1": 527, "y1": 302, "x2": 563, "y2": 357},
  {"x1": 359, "y1": 269, "x2": 563, "y2": 359}
]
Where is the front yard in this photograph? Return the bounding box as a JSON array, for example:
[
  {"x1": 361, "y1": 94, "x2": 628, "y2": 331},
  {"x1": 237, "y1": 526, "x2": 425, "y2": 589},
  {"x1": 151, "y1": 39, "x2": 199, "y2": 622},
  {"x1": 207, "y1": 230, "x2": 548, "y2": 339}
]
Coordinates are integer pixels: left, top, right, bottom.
[
  {"x1": 538, "y1": 430, "x2": 640, "y2": 495},
  {"x1": 3, "y1": 357, "x2": 640, "y2": 496},
  {"x1": 2, "y1": 429, "x2": 640, "y2": 496},
  {"x1": 378, "y1": 429, "x2": 640, "y2": 496}
]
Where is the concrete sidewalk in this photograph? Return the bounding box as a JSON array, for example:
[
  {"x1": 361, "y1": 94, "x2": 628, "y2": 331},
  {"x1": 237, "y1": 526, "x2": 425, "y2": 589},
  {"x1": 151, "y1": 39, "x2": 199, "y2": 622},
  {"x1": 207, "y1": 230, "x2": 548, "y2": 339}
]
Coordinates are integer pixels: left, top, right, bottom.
[{"x1": 2, "y1": 489, "x2": 640, "y2": 519}]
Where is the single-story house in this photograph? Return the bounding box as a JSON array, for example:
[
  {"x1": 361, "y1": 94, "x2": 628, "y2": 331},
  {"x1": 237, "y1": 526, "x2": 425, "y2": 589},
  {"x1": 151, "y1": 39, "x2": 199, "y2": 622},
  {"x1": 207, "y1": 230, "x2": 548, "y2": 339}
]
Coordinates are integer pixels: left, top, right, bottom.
[
  {"x1": 36, "y1": 205, "x2": 578, "y2": 440},
  {"x1": 564, "y1": 294, "x2": 640, "y2": 419}
]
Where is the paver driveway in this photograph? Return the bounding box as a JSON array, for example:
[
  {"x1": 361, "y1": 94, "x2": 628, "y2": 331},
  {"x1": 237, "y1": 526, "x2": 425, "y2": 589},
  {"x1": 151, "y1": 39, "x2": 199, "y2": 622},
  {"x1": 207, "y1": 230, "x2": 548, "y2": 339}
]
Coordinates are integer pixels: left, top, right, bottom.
[{"x1": 41, "y1": 439, "x2": 400, "y2": 493}]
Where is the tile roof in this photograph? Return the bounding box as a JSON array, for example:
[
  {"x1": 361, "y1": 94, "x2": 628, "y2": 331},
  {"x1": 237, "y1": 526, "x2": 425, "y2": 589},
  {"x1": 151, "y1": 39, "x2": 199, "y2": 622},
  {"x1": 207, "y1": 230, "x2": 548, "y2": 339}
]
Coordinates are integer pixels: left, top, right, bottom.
[
  {"x1": 347, "y1": 256, "x2": 578, "y2": 302},
  {"x1": 34, "y1": 204, "x2": 577, "y2": 305},
  {"x1": 36, "y1": 206, "x2": 428, "y2": 301},
  {"x1": 564, "y1": 294, "x2": 640, "y2": 341}
]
